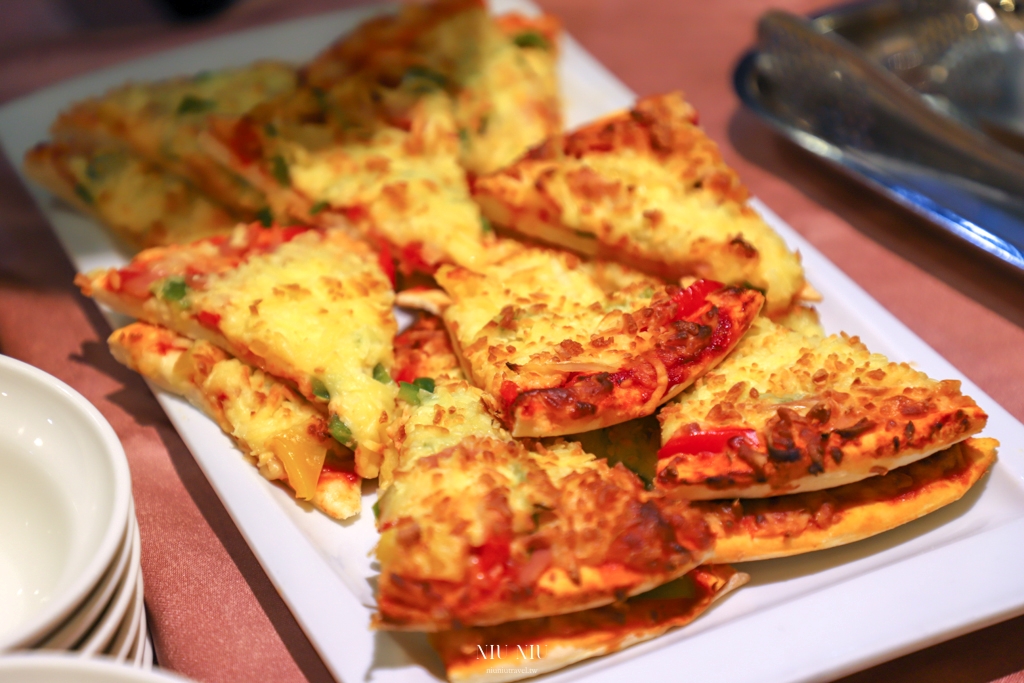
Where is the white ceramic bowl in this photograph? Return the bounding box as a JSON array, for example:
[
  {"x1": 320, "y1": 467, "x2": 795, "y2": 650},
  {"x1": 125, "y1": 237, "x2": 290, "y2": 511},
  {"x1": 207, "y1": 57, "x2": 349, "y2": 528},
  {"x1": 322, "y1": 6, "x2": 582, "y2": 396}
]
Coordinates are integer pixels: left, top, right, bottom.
[
  {"x1": 0, "y1": 355, "x2": 131, "y2": 651},
  {"x1": 0, "y1": 654, "x2": 193, "y2": 682}
]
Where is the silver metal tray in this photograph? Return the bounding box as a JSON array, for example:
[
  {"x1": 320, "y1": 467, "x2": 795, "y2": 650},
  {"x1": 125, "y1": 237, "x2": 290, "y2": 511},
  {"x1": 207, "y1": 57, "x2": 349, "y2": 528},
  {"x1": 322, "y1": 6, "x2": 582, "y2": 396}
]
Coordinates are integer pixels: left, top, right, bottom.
[{"x1": 735, "y1": 0, "x2": 1024, "y2": 272}]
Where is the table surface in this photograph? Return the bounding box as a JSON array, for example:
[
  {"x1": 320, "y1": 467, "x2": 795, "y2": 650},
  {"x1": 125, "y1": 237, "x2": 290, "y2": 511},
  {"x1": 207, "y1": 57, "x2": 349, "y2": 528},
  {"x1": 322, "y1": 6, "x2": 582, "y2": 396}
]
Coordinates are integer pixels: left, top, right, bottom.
[{"x1": 1, "y1": 1, "x2": 1023, "y2": 681}]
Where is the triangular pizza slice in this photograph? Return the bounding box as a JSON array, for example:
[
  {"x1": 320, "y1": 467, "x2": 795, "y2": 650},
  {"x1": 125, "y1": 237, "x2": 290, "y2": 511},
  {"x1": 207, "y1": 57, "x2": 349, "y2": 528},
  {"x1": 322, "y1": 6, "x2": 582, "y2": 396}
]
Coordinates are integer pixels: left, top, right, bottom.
[
  {"x1": 435, "y1": 243, "x2": 763, "y2": 437},
  {"x1": 471, "y1": 91, "x2": 809, "y2": 317},
  {"x1": 49, "y1": 62, "x2": 297, "y2": 218},
  {"x1": 24, "y1": 142, "x2": 236, "y2": 250},
  {"x1": 76, "y1": 224, "x2": 397, "y2": 478},
  {"x1": 429, "y1": 565, "x2": 747, "y2": 683},
  {"x1": 375, "y1": 314, "x2": 714, "y2": 630},
  {"x1": 656, "y1": 316, "x2": 988, "y2": 499},
  {"x1": 108, "y1": 322, "x2": 361, "y2": 519}
]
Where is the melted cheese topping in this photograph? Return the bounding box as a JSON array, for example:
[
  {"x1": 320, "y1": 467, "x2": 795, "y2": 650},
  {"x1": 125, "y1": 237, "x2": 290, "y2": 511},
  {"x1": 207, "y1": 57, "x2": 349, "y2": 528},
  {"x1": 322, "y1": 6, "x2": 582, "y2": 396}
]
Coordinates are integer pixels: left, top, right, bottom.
[
  {"x1": 24, "y1": 143, "x2": 235, "y2": 250},
  {"x1": 192, "y1": 230, "x2": 397, "y2": 475},
  {"x1": 658, "y1": 316, "x2": 987, "y2": 497},
  {"x1": 472, "y1": 92, "x2": 805, "y2": 317},
  {"x1": 53, "y1": 62, "x2": 297, "y2": 215}
]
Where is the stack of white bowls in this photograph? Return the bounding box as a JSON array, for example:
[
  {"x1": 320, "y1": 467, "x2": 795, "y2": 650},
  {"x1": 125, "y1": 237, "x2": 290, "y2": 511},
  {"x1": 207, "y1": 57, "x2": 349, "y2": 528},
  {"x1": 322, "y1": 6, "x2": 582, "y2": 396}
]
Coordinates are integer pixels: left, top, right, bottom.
[{"x1": 0, "y1": 354, "x2": 150, "y2": 667}]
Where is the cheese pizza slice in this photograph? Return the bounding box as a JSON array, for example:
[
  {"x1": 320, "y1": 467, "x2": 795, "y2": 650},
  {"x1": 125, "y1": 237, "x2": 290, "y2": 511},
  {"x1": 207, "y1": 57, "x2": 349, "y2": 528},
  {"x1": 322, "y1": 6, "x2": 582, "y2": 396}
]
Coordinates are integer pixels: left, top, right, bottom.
[
  {"x1": 50, "y1": 62, "x2": 297, "y2": 217},
  {"x1": 471, "y1": 91, "x2": 807, "y2": 317},
  {"x1": 304, "y1": 0, "x2": 561, "y2": 176},
  {"x1": 24, "y1": 142, "x2": 236, "y2": 250},
  {"x1": 76, "y1": 224, "x2": 397, "y2": 478},
  {"x1": 699, "y1": 437, "x2": 997, "y2": 563},
  {"x1": 436, "y1": 244, "x2": 764, "y2": 437},
  {"x1": 108, "y1": 322, "x2": 360, "y2": 519},
  {"x1": 657, "y1": 316, "x2": 988, "y2": 499},
  {"x1": 429, "y1": 564, "x2": 747, "y2": 683},
  {"x1": 376, "y1": 315, "x2": 714, "y2": 630}
]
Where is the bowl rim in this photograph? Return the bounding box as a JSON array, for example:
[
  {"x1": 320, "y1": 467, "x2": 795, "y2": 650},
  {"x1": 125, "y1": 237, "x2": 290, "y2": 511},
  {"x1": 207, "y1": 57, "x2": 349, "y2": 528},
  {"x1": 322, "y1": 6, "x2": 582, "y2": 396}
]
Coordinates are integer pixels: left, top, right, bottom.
[
  {"x1": 0, "y1": 652, "x2": 192, "y2": 681},
  {"x1": 0, "y1": 354, "x2": 132, "y2": 652}
]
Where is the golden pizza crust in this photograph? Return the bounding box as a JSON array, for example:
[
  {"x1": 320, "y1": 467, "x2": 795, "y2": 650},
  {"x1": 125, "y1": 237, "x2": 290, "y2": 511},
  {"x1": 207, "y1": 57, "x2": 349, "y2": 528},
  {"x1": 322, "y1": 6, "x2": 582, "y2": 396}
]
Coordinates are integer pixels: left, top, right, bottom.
[
  {"x1": 429, "y1": 565, "x2": 747, "y2": 683},
  {"x1": 108, "y1": 322, "x2": 361, "y2": 519},
  {"x1": 700, "y1": 437, "x2": 997, "y2": 563}
]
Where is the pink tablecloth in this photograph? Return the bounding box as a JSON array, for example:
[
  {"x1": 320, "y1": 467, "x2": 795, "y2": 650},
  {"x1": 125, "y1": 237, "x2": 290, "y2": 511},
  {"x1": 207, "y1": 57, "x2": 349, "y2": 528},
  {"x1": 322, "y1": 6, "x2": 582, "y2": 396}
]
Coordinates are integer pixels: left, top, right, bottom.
[{"x1": 1, "y1": 1, "x2": 1022, "y2": 681}]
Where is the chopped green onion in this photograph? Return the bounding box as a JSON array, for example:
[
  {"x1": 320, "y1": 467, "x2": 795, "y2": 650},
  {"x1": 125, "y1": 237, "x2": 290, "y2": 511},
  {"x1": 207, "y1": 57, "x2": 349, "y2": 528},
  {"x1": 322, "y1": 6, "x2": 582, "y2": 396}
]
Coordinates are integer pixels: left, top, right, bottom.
[
  {"x1": 256, "y1": 207, "x2": 273, "y2": 227},
  {"x1": 480, "y1": 216, "x2": 494, "y2": 234},
  {"x1": 398, "y1": 381, "x2": 422, "y2": 406},
  {"x1": 412, "y1": 377, "x2": 435, "y2": 393},
  {"x1": 160, "y1": 276, "x2": 188, "y2": 302},
  {"x1": 372, "y1": 500, "x2": 381, "y2": 521},
  {"x1": 403, "y1": 65, "x2": 447, "y2": 88},
  {"x1": 271, "y1": 155, "x2": 290, "y2": 187},
  {"x1": 85, "y1": 152, "x2": 122, "y2": 181},
  {"x1": 311, "y1": 377, "x2": 330, "y2": 401},
  {"x1": 309, "y1": 200, "x2": 329, "y2": 215},
  {"x1": 176, "y1": 95, "x2": 216, "y2": 115},
  {"x1": 74, "y1": 183, "x2": 94, "y2": 205},
  {"x1": 263, "y1": 122, "x2": 278, "y2": 137},
  {"x1": 372, "y1": 363, "x2": 392, "y2": 384},
  {"x1": 514, "y1": 31, "x2": 550, "y2": 49},
  {"x1": 328, "y1": 415, "x2": 355, "y2": 447},
  {"x1": 458, "y1": 128, "x2": 470, "y2": 147}
]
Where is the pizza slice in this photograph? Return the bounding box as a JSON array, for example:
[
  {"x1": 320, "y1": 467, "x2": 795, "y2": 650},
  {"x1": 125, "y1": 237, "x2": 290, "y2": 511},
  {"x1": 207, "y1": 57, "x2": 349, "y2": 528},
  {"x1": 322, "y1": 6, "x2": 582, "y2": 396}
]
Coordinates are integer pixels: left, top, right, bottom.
[
  {"x1": 470, "y1": 91, "x2": 808, "y2": 317},
  {"x1": 76, "y1": 223, "x2": 397, "y2": 478},
  {"x1": 304, "y1": 0, "x2": 561, "y2": 176},
  {"x1": 429, "y1": 564, "x2": 747, "y2": 683},
  {"x1": 108, "y1": 322, "x2": 361, "y2": 519},
  {"x1": 24, "y1": 142, "x2": 236, "y2": 250},
  {"x1": 50, "y1": 62, "x2": 297, "y2": 217},
  {"x1": 436, "y1": 243, "x2": 764, "y2": 437},
  {"x1": 656, "y1": 316, "x2": 988, "y2": 499},
  {"x1": 699, "y1": 437, "x2": 997, "y2": 563},
  {"x1": 376, "y1": 315, "x2": 714, "y2": 630}
]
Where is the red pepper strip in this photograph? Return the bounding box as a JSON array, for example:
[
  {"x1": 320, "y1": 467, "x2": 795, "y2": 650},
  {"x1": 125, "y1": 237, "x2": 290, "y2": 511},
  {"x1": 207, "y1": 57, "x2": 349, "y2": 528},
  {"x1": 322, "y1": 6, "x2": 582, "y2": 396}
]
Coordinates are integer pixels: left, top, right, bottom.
[
  {"x1": 196, "y1": 310, "x2": 222, "y2": 330},
  {"x1": 658, "y1": 427, "x2": 759, "y2": 460},
  {"x1": 374, "y1": 240, "x2": 397, "y2": 288},
  {"x1": 500, "y1": 380, "x2": 519, "y2": 410},
  {"x1": 471, "y1": 536, "x2": 511, "y2": 575},
  {"x1": 672, "y1": 279, "x2": 723, "y2": 321}
]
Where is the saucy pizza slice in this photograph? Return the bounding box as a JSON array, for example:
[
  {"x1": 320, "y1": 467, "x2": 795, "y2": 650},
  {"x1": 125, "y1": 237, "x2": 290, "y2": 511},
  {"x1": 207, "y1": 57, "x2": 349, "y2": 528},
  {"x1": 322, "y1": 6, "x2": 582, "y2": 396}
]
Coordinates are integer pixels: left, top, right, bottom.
[
  {"x1": 376, "y1": 315, "x2": 714, "y2": 630},
  {"x1": 471, "y1": 91, "x2": 808, "y2": 317},
  {"x1": 436, "y1": 244, "x2": 763, "y2": 437},
  {"x1": 657, "y1": 316, "x2": 988, "y2": 499},
  {"x1": 429, "y1": 565, "x2": 747, "y2": 683},
  {"x1": 76, "y1": 224, "x2": 397, "y2": 479},
  {"x1": 24, "y1": 142, "x2": 236, "y2": 250},
  {"x1": 699, "y1": 437, "x2": 997, "y2": 563},
  {"x1": 109, "y1": 322, "x2": 361, "y2": 519}
]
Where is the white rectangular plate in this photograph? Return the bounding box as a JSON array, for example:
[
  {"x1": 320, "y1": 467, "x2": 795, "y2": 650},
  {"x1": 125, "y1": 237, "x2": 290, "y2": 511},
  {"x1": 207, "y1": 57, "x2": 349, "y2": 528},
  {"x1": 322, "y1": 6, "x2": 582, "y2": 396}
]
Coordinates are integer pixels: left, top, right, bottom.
[{"x1": 3, "y1": 3, "x2": 1024, "y2": 682}]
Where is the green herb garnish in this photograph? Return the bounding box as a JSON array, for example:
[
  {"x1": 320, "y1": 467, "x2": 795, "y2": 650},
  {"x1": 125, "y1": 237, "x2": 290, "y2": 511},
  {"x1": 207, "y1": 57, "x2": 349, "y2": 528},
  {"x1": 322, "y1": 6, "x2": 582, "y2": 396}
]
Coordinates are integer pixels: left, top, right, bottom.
[
  {"x1": 514, "y1": 31, "x2": 550, "y2": 49},
  {"x1": 328, "y1": 415, "x2": 354, "y2": 447},
  {"x1": 271, "y1": 155, "x2": 290, "y2": 187},
  {"x1": 403, "y1": 65, "x2": 448, "y2": 89},
  {"x1": 263, "y1": 122, "x2": 278, "y2": 137},
  {"x1": 176, "y1": 95, "x2": 216, "y2": 115},
  {"x1": 372, "y1": 499, "x2": 381, "y2": 521},
  {"x1": 412, "y1": 377, "x2": 435, "y2": 393},
  {"x1": 74, "y1": 183, "x2": 94, "y2": 205},
  {"x1": 160, "y1": 276, "x2": 188, "y2": 302},
  {"x1": 372, "y1": 363, "x2": 392, "y2": 384},
  {"x1": 480, "y1": 216, "x2": 494, "y2": 234},
  {"x1": 309, "y1": 200, "x2": 329, "y2": 215},
  {"x1": 256, "y1": 207, "x2": 273, "y2": 227},
  {"x1": 311, "y1": 377, "x2": 330, "y2": 401}
]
